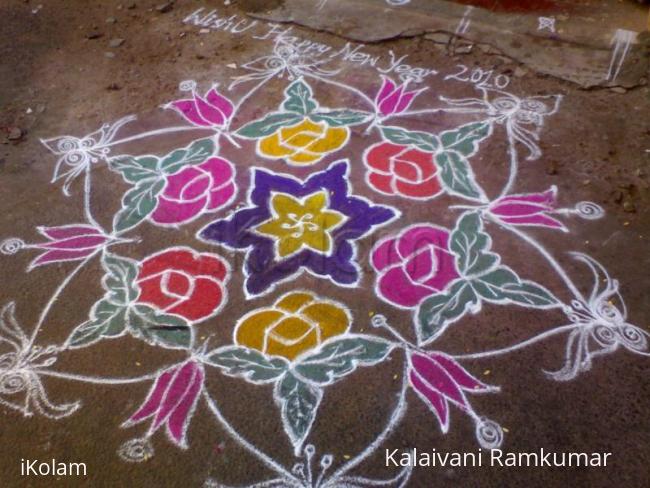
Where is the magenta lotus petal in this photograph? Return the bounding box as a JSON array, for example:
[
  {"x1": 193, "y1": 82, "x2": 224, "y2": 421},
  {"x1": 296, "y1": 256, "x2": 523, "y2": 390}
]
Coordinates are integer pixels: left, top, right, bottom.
[
  {"x1": 409, "y1": 352, "x2": 496, "y2": 433},
  {"x1": 29, "y1": 225, "x2": 110, "y2": 270},
  {"x1": 489, "y1": 187, "x2": 566, "y2": 231},
  {"x1": 124, "y1": 360, "x2": 205, "y2": 449},
  {"x1": 375, "y1": 77, "x2": 422, "y2": 117},
  {"x1": 168, "y1": 86, "x2": 234, "y2": 128}
]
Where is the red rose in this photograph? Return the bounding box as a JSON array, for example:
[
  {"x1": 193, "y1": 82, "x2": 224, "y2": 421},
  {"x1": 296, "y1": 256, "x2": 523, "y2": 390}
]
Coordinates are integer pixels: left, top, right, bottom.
[
  {"x1": 136, "y1": 247, "x2": 229, "y2": 323},
  {"x1": 364, "y1": 142, "x2": 443, "y2": 199}
]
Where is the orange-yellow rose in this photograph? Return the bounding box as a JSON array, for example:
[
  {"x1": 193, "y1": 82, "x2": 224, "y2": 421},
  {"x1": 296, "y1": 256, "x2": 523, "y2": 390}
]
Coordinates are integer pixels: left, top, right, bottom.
[
  {"x1": 234, "y1": 292, "x2": 351, "y2": 361},
  {"x1": 258, "y1": 118, "x2": 349, "y2": 165}
]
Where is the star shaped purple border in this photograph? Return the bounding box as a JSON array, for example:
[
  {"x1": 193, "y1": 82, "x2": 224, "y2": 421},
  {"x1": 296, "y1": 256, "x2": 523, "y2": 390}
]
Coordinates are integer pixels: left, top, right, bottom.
[{"x1": 198, "y1": 161, "x2": 398, "y2": 297}]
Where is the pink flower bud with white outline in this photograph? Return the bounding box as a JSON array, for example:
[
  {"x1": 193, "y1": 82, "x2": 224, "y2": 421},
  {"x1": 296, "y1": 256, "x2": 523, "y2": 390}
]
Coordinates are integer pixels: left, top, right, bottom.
[
  {"x1": 166, "y1": 81, "x2": 234, "y2": 128},
  {"x1": 488, "y1": 186, "x2": 567, "y2": 231},
  {"x1": 375, "y1": 76, "x2": 423, "y2": 117},
  {"x1": 14, "y1": 225, "x2": 113, "y2": 270},
  {"x1": 122, "y1": 359, "x2": 204, "y2": 449},
  {"x1": 409, "y1": 350, "x2": 503, "y2": 448}
]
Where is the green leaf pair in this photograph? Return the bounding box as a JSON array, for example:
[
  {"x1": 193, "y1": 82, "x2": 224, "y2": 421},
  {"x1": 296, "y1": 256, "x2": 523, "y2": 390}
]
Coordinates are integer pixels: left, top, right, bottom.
[
  {"x1": 236, "y1": 79, "x2": 371, "y2": 139},
  {"x1": 109, "y1": 138, "x2": 215, "y2": 232},
  {"x1": 66, "y1": 253, "x2": 192, "y2": 350},
  {"x1": 204, "y1": 334, "x2": 393, "y2": 455},
  {"x1": 380, "y1": 121, "x2": 492, "y2": 202},
  {"x1": 417, "y1": 212, "x2": 558, "y2": 345}
]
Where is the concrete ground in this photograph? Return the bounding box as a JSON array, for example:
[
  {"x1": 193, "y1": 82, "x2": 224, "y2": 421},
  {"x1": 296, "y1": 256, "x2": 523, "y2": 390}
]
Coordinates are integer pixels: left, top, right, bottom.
[{"x1": 0, "y1": 0, "x2": 649, "y2": 487}]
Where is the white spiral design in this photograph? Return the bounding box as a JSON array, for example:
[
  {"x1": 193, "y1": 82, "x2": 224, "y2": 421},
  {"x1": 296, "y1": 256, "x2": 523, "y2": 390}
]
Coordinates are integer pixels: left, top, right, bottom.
[
  {"x1": 117, "y1": 438, "x2": 154, "y2": 463},
  {"x1": 0, "y1": 372, "x2": 29, "y2": 394},
  {"x1": 320, "y1": 454, "x2": 333, "y2": 469},
  {"x1": 56, "y1": 137, "x2": 80, "y2": 153},
  {"x1": 475, "y1": 419, "x2": 504, "y2": 449},
  {"x1": 179, "y1": 80, "x2": 197, "y2": 92},
  {"x1": 0, "y1": 238, "x2": 25, "y2": 255},
  {"x1": 619, "y1": 324, "x2": 648, "y2": 352},
  {"x1": 265, "y1": 57, "x2": 285, "y2": 71},
  {"x1": 371, "y1": 314, "x2": 388, "y2": 329},
  {"x1": 592, "y1": 325, "x2": 618, "y2": 346},
  {"x1": 575, "y1": 201, "x2": 604, "y2": 220}
]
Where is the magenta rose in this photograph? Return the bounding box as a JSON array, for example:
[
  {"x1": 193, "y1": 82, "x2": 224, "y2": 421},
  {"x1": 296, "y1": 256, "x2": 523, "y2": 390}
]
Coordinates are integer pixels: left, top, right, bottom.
[
  {"x1": 371, "y1": 225, "x2": 460, "y2": 308},
  {"x1": 151, "y1": 157, "x2": 236, "y2": 226}
]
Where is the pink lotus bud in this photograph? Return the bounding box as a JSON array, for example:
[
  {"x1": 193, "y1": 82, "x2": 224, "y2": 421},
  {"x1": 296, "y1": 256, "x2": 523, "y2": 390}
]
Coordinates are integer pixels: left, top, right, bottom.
[
  {"x1": 167, "y1": 86, "x2": 234, "y2": 128},
  {"x1": 375, "y1": 76, "x2": 422, "y2": 117},
  {"x1": 123, "y1": 360, "x2": 204, "y2": 449},
  {"x1": 489, "y1": 186, "x2": 566, "y2": 231},
  {"x1": 409, "y1": 351, "x2": 495, "y2": 433},
  {"x1": 29, "y1": 225, "x2": 111, "y2": 270}
]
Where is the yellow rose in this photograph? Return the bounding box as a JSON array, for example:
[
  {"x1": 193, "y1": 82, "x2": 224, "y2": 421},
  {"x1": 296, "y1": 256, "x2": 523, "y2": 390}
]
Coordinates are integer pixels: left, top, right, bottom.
[
  {"x1": 234, "y1": 292, "x2": 351, "y2": 361},
  {"x1": 258, "y1": 118, "x2": 349, "y2": 165}
]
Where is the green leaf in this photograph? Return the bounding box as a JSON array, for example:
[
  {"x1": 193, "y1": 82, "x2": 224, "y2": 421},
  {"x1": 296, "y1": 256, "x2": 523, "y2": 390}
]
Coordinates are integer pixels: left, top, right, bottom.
[
  {"x1": 237, "y1": 113, "x2": 303, "y2": 138},
  {"x1": 282, "y1": 80, "x2": 318, "y2": 115},
  {"x1": 440, "y1": 121, "x2": 492, "y2": 157},
  {"x1": 205, "y1": 346, "x2": 289, "y2": 383},
  {"x1": 128, "y1": 304, "x2": 192, "y2": 350},
  {"x1": 435, "y1": 150, "x2": 485, "y2": 201},
  {"x1": 101, "y1": 252, "x2": 140, "y2": 305},
  {"x1": 450, "y1": 212, "x2": 499, "y2": 277},
  {"x1": 66, "y1": 299, "x2": 127, "y2": 348},
  {"x1": 109, "y1": 156, "x2": 160, "y2": 183},
  {"x1": 294, "y1": 335, "x2": 392, "y2": 385},
  {"x1": 310, "y1": 110, "x2": 370, "y2": 127},
  {"x1": 473, "y1": 266, "x2": 558, "y2": 307},
  {"x1": 417, "y1": 280, "x2": 479, "y2": 345},
  {"x1": 160, "y1": 138, "x2": 215, "y2": 175},
  {"x1": 380, "y1": 126, "x2": 439, "y2": 152},
  {"x1": 113, "y1": 178, "x2": 165, "y2": 232},
  {"x1": 275, "y1": 373, "x2": 322, "y2": 455}
]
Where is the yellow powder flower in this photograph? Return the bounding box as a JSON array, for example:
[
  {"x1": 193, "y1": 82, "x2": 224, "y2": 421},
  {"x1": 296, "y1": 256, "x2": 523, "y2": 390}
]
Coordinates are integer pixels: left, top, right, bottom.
[
  {"x1": 234, "y1": 292, "x2": 351, "y2": 361},
  {"x1": 254, "y1": 191, "x2": 347, "y2": 258},
  {"x1": 258, "y1": 118, "x2": 349, "y2": 165}
]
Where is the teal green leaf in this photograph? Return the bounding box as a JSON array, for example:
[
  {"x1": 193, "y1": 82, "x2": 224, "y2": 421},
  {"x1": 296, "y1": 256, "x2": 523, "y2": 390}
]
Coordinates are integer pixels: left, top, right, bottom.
[
  {"x1": 380, "y1": 126, "x2": 439, "y2": 152},
  {"x1": 310, "y1": 110, "x2": 370, "y2": 127},
  {"x1": 237, "y1": 113, "x2": 303, "y2": 138},
  {"x1": 450, "y1": 212, "x2": 499, "y2": 277},
  {"x1": 66, "y1": 298, "x2": 128, "y2": 348},
  {"x1": 473, "y1": 266, "x2": 558, "y2": 307},
  {"x1": 417, "y1": 280, "x2": 479, "y2": 345},
  {"x1": 101, "y1": 252, "x2": 140, "y2": 305},
  {"x1": 283, "y1": 80, "x2": 318, "y2": 115},
  {"x1": 435, "y1": 150, "x2": 485, "y2": 201},
  {"x1": 294, "y1": 336, "x2": 392, "y2": 385},
  {"x1": 205, "y1": 346, "x2": 289, "y2": 383},
  {"x1": 275, "y1": 373, "x2": 322, "y2": 455},
  {"x1": 109, "y1": 156, "x2": 160, "y2": 183},
  {"x1": 440, "y1": 121, "x2": 492, "y2": 157},
  {"x1": 128, "y1": 304, "x2": 192, "y2": 350},
  {"x1": 113, "y1": 178, "x2": 165, "y2": 232},
  {"x1": 160, "y1": 138, "x2": 215, "y2": 175}
]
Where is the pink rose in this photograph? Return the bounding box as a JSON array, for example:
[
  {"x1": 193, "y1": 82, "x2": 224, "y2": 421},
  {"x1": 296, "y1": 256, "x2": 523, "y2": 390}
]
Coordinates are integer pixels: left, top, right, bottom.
[
  {"x1": 151, "y1": 157, "x2": 236, "y2": 226},
  {"x1": 371, "y1": 225, "x2": 460, "y2": 308}
]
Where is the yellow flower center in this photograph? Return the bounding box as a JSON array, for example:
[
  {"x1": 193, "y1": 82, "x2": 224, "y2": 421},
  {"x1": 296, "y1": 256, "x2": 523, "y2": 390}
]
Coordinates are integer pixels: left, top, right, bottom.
[{"x1": 254, "y1": 191, "x2": 347, "y2": 258}]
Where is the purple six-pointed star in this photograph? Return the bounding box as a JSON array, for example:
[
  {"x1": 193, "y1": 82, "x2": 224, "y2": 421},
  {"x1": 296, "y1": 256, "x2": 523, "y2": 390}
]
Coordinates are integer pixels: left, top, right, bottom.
[{"x1": 199, "y1": 161, "x2": 398, "y2": 296}]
